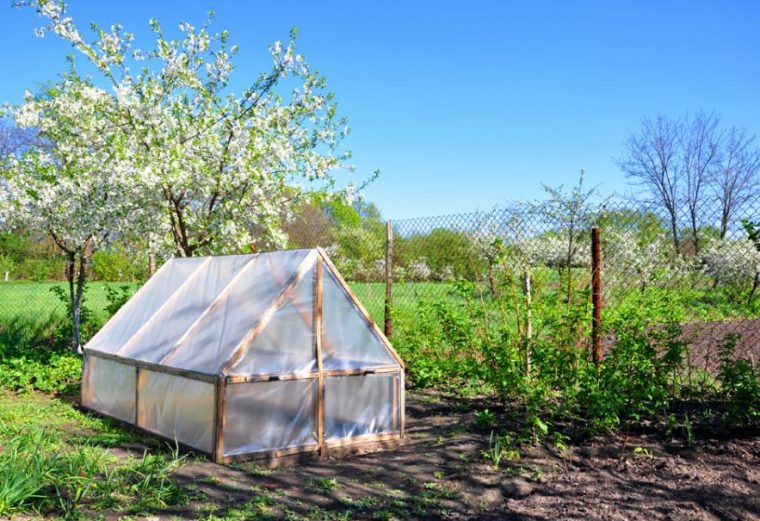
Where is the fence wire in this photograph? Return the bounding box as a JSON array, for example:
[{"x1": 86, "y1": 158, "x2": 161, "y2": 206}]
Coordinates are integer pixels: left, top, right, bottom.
[{"x1": 1, "y1": 197, "x2": 759, "y2": 374}]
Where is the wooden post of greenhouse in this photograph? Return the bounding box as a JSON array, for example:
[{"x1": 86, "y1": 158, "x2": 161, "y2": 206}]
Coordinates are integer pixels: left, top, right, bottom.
[
  {"x1": 384, "y1": 220, "x2": 394, "y2": 338},
  {"x1": 591, "y1": 227, "x2": 602, "y2": 368}
]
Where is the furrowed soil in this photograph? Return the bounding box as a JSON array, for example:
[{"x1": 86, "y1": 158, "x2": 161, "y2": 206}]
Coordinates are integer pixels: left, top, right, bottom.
[{"x1": 88, "y1": 390, "x2": 759, "y2": 520}]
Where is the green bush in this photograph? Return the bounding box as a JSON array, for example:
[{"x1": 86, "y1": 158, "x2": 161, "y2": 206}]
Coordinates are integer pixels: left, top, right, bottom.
[
  {"x1": 18, "y1": 259, "x2": 62, "y2": 281},
  {"x1": 0, "y1": 318, "x2": 82, "y2": 394},
  {"x1": 716, "y1": 333, "x2": 760, "y2": 425},
  {"x1": 92, "y1": 250, "x2": 145, "y2": 281}
]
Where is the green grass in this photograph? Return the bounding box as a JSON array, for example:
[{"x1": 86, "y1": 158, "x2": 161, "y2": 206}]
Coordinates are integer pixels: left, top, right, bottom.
[
  {"x1": 0, "y1": 391, "x2": 190, "y2": 517},
  {"x1": 0, "y1": 281, "x2": 139, "y2": 323},
  {"x1": 0, "y1": 279, "x2": 454, "y2": 326}
]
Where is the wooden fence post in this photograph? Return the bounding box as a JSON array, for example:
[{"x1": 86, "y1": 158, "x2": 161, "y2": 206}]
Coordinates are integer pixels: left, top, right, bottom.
[
  {"x1": 384, "y1": 220, "x2": 394, "y2": 338},
  {"x1": 523, "y1": 270, "x2": 532, "y2": 377},
  {"x1": 591, "y1": 227, "x2": 602, "y2": 368}
]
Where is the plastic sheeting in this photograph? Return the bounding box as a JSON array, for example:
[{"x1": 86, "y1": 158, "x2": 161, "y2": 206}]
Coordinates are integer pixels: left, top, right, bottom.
[
  {"x1": 227, "y1": 265, "x2": 316, "y2": 376},
  {"x1": 81, "y1": 354, "x2": 136, "y2": 423},
  {"x1": 120, "y1": 255, "x2": 253, "y2": 365},
  {"x1": 321, "y1": 268, "x2": 397, "y2": 370},
  {"x1": 138, "y1": 370, "x2": 215, "y2": 453},
  {"x1": 168, "y1": 250, "x2": 313, "y2": 374},
  {"x1": 324, "y1": 373, "x2": 398, "y2": 440},
  {"x1": 223, "y1": 379, "x2": 317, "y2": 456},
  {"x1": 87, "y1": 257, "x2": 207, "y2": 354}
]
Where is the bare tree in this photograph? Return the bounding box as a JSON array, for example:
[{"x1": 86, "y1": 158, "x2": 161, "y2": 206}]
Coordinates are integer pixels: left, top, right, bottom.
[
  {"x1": 712, "y1": 127, "x2": 760, "y2": 238},
  {"x1": 681, "y1": 111, "x2": 721, "y2": 253},
  {"x1": 617, "y1": 115, "x2": 682, "y2": 252}
]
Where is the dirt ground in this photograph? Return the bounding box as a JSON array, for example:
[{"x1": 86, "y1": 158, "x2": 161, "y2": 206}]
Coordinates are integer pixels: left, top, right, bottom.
[{"x1": 102, "y1": 390, "x2": 760, "y2": 521}]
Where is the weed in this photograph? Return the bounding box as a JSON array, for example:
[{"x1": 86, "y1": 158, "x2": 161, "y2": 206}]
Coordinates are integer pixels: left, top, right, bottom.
[
  {"x1": 474, "y1": 408, "x2": 497, "y2": 429},
  {"x1": 304, "y1": 476, "x2": 340, "y2": 493}
]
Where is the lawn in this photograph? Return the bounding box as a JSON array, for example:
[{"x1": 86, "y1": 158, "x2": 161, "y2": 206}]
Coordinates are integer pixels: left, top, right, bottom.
[
  {"x1": 0, "y1": 280, "x2": 457, "y2": 327},
  {"x1": 0, "y1": 281, "x2": 140, "y2": 324}
]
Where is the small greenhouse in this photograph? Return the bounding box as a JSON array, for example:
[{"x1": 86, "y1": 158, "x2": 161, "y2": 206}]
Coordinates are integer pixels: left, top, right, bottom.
[{"x1": 81, "y1": 248, "x2": 405, "y2": 463}]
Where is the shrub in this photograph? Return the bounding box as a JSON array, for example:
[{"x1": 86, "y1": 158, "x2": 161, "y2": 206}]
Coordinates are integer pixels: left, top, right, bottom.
[{"x1": 0, "y1": 317, "x2": 82, "y2": 394}]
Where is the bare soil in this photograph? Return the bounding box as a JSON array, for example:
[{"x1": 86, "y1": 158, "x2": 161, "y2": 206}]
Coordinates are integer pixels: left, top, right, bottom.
[{"x1": 108, "y1": 390, "x2": 760, "y2": 520}]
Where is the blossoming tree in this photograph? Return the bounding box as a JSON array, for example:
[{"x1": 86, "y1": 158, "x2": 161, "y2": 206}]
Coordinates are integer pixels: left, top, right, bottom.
[
  {"x1": 1, "y1": 79, "x2": 150, "y2": 352},
  {"x1": 3, "y1": 0, "x2": 360, "y2": 350}
]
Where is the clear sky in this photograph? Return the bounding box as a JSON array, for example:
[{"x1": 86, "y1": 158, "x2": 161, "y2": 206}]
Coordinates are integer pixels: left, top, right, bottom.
[{"x1": 1, "y1": 1, "x2": 758, "y2": 219}]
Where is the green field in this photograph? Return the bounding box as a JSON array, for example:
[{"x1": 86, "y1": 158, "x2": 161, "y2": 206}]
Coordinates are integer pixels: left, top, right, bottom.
[
  {"x1": 0, "y1": 280, "x2": 458, "y2": 326},
  {"x1": 0, "y1": 281, "x2": 140, "y2": 323}
]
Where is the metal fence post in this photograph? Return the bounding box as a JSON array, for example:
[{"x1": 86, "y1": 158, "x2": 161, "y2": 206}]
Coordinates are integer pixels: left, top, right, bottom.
[
  {"x1": 384, "y1": 220, "x2": 394, "y2": 338},
  {"x1": 591, "y1": 227, "x2": 602, "y2": 368}
]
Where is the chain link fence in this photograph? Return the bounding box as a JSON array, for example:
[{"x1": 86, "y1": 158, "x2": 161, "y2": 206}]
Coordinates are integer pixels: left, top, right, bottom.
[{"x1": 1, "y1": 197, "x2": 759, "y2": 373}]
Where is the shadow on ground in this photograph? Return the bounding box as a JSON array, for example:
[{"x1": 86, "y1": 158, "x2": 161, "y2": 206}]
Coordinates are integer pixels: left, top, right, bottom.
[{"x1": 97, "y1": 390, "x2": 759, "y2": 520}]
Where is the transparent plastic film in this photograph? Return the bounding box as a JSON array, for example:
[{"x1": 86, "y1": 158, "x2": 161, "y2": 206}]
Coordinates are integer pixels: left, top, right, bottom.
[
  {"x1": 223, "y1": 378, "x2": 317, "y2": 456},
  {"x1": 86, "y1": 257, "x2": 207, "y2": 353},
  {"x1": 170, "y1": 250, "x2": 313, "y2": 374},
  {"x1": 227, "y1": 264, "x2": 316, "y2": 375},
  {"x1": 321, "y1": 268, "x2": 397, "y2": 370},
  {"x1": 137, "y1": 370, "x2": 215, "y2": 453},
  {"x1": 81, "y1": 353, "x2": 136, "y2": 423},
  {"x1": 324, "y1": 373, "x2": 398, "y2": 441},
  {"x1": 120, "y1": 255, "x2": 253, "y2": 364}
]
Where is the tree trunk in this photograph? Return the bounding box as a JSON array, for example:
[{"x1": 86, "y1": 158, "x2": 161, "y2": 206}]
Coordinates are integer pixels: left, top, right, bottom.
[
  {"x1": 748, "y1": 271, "x2": 760, "y2": 305},
  {"x1": 68, "y1": 251, "x2": 89, "y2": 354},
  {"x1": 669, "y1": 213, "x2": 680, "y2": 255}
]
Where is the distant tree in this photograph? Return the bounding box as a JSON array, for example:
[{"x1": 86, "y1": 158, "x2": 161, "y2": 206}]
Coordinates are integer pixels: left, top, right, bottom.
[
  {"x1": 618, "y1": 112, "x2": 760, "y2": 252},
  {"x1": 617, "y1": 115, "x2": 682, "y2": 252},
  {"x1": 714, "y1": 129, "x2": 760, "y2": 239},
  {"x1": 681, "y1": 112, "x2": 721, "y2": 253}
]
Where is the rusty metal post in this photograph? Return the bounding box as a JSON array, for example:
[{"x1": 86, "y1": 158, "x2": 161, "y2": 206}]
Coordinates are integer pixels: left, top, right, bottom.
[
  {"x1": 591, "y1": 227, "x2": 602, "y2": 368},
  {"x1": 384, "y1": 220, "x2": 394, "y2": 338}
]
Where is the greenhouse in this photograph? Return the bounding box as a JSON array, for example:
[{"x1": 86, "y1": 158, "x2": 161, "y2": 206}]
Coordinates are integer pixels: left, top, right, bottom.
[{"x1": 81, "y1": 248, "x2": 405, "y2": 463}]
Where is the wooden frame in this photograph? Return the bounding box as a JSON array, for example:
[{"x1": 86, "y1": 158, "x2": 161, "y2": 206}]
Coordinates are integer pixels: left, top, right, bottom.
[
  {"x1": 315, "y1": 258, "x2": 326, "y2": 457},
  {"x1": 81, "y1": 248, "x2": 405, "y2": 466}
]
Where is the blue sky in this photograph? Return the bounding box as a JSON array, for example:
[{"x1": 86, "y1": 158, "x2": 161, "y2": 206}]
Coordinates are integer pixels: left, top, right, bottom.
[{"x1": 1, "y1": 1, "x2": 759, "y2": 218}]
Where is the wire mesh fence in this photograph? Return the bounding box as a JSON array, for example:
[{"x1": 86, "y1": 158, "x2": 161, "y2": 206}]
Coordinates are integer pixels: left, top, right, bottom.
[{"x1": 1, "y1": 196, "x2": 759, "y2": 373}]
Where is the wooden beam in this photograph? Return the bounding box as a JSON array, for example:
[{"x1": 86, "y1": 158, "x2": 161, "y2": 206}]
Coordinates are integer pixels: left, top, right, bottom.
[
  {"x1": 400, "y1": 370, "x2": 406, "y2": 436},
  {"x1": 214, "y1": 376, "x2": 226, "y2": 462},
  {"x1": 391, "y1": 374, "x2": 398, "y2": 433},
  {"x1": 224, "y1": 366, "x2": 401, "y2": 385},
  {"x1": 316, "y1": 248, "x2": 405, "y2": 369},
  {"x1": 221, "y1": 443, "x2": 320, "y2": 464},
  {"x1": 324, "y1": 432, "x2": 402, "y2": 450},
  {"x1": 134, "y1": 366, "x2": 140, "y2": 425},
  {"x1": 384, "y1": 220, "x2": 394, "y2": 337},
  {"x1": 86, "y1": 350, "x2": 217, "y2": 383},
  {"x1": 315, "y1": 259, "x2": 325, "y2": 457},
  {"x1": 221, "y1": 250, "x2": 318, "y2": 374},
  {"x1": 136, "y1": 366, "x2": 147, "y2": 427}
]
